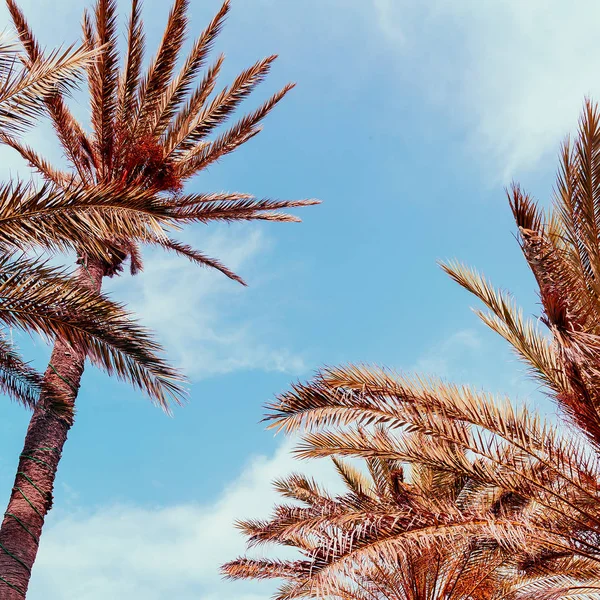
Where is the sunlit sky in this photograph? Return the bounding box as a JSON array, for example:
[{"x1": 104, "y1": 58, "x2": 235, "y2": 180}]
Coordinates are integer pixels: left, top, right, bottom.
[{"x1": 0, "y1": 0, "x2": 598, "y2": 598}]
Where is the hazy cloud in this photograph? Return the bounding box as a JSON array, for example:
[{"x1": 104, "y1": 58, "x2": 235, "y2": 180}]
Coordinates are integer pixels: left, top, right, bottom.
[
  {"x1": 372, "y1": 0, "x2": 600, "y2": 178},
  {"x1": 106, "y1": 227, "x2": 307, "y2": 380},
  {"x1": 30, "y1": 439, "x2": 337, "y2": 600}
]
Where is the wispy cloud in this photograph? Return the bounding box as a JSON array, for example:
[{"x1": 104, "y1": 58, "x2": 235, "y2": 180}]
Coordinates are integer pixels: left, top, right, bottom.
[
  {"x1": 106, "y1": 226, "x2": 307, "y2": 380},
  {"x1": 410, "y1": 329, "x2": 482, "y2": 378},
  {"x1": 30, "y1": 439, "x2": 338, "y2": 600},
  {"x1": 371, "y1": 0, "x2": 600, "y2": 178}
]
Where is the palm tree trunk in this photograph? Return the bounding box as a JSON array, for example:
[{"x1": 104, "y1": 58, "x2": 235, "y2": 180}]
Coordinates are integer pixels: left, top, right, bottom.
[{"x1": 0, "y1": 256, "x2": 105, "y2": 598}]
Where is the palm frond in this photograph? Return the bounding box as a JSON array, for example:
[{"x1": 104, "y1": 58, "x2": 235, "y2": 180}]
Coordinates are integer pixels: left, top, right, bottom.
[
  {"x1": 440, "y1": 260, "x2": 567, "y2": 393},
  {"x1": 332, "y1": 456, "x2": 375, "y2": 499},
  {"x1": 0, "y1": 42, "x2": 96, "y2": 134},
  {"x1": 163, "y1": 52, "x2": 224, "y2": 152},
  {"x1": 116, "y1": 0, "x2": 144, "y2": 135},
  {"x1": 0, "y1": 181, "x2": 180, "y2": 260},
  {"x1": 6, "y1": 0, "x2": 97, "y2": 179},
  {"x1": 153, "y1": 238, "x2": 246, "y2": 285},
  {"x1": 173, "y1": 194, "x2": 320, "y2": 224},
  {"x1": 6, "y1": 0, "x2": 316, "y2": 282},
  {"x1": 151, "y1": 0, "x2": 230, "y2": 139},
  {"x1": 0, "y1": 254, "x2": 185, "y2": 410},
  {"x1": 167, "y1": 54, "x2": 278, "y2": 157},
  {"x1": 0, "y1": 132, "x2": 74, "y2": 186},
  {"x1": 177, "y1": 82, "x2": 295, "y2": 179},
  {"x1": 0, "y1": 333, "x2": 40, "y2": 407},
  {"x1": 134, "y1": 0, "x2": 188, "y2": 137},
  {"x1": 223, "y1": 432, "x2": 578, "y2": 600},
  {"x1": 86, "y1": 0, "x2": 120, "y2": 176}
]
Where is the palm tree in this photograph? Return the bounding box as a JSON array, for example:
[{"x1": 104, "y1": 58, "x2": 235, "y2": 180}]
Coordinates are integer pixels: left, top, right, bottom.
[
  {"x1": 224, "y1": 438, "x2": 599, "y2": 600},
  {"x1": 0, "y1": 33, "x2": 203, "y2": 596},
  {"x1": 0, "y1": 0, "x2": 317, "y2": 594},
  {"x1": 258, "y1": 100, "x2": 600, "y2": 599}
]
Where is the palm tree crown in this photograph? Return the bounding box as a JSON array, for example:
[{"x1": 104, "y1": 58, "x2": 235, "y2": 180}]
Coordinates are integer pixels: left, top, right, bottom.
[
  {"x1": 6, "y1": 0, "x2": 317, "y2": 281},
  {"x1": 246, "y1": 101, "x2": 600, "y2": 599},
  {"x1": 224, "y1": 439, "x2": 600, "y2": 600}
]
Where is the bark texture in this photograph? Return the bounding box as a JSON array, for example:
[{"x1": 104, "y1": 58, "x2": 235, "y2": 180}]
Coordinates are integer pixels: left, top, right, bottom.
[{"x1": 0, "y1": 257, "x2": 105, "y2": 598}]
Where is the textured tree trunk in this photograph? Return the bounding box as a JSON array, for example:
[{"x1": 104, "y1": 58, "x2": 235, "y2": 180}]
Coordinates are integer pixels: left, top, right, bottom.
[{"x1": 0, "y1": 256, "x2": 105, "y2": 598}]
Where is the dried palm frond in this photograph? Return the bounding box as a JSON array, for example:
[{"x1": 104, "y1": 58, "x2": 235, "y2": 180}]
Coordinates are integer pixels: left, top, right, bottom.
[
  {"x1": 0, "y1": 36, "x2": 96, "y2": 134},
  {"x1": 0, "y1": 332, "x2": 41, "y2": 407},
  {"x1": 224, "y1": 443, "x2": 589, "y2": 600}
]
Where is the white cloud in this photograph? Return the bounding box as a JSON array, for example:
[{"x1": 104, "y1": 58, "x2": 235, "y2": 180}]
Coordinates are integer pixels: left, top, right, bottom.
[
  {"x1": 106, "y1": 226, "x2": 307, "y2": 380},
  {"x1": 29, "y1": 438, "x2": 338, "y2": 600},
  {"x1": 371, "y1": 0, "x2": 600, "y2": 178}
]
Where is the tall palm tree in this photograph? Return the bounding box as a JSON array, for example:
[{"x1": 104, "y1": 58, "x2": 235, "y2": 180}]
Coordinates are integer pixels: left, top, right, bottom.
[
  {"x1": 0, "y1": 32, "x2": 203, "y2": 597},
  {"x1": 0, "y1": 0, "x2": 317, "y2": 595},
  {"x1": 259, "y1": 100, "x2": 600, "y2": 599},
  {"x1": 224, "y1": 439, "x2": 598, "y2": 600}
]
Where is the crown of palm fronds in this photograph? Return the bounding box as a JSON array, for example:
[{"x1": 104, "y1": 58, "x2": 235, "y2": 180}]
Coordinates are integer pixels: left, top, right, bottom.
[
  {"x1": 223, "y1": 440, "x2": 596, "y2": 600},
  {"x1": 6, "y1": 0, "x2": 318, "y2": 280},
  {"x1": 253, "y1": 100, "x2": 600, "y2": 599},
  {"x1": 267, "y1": 368, "x2": 600, "y2": 599}
]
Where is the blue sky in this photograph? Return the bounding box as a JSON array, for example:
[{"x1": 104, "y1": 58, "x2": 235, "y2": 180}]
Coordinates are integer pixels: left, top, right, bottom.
[{"x1": 0, "y1": 0, "x2": 599, "y2": 598}]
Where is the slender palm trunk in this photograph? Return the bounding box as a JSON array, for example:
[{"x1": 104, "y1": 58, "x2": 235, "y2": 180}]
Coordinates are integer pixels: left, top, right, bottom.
[{"x1": 0, "y1": 256, "x2": 105, "y2": 598}]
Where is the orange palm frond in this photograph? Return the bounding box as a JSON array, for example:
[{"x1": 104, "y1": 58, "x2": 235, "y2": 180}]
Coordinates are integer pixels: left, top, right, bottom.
[
  {"x1": 163, "y1": 52, "x2": 224, "y2": 154},
  {"x1": 177, "y1": 82, "x2": 295, "y2": 180},
  {"x1": 223, "y1": 448, "x2": 581, "y2": 600},
  {"x1": 6, "y1": 0, "x2": 97, "y2": 180},
  {"x1": 116, "y1": 0, "x2": 144, "y2": 133},
  {"x1": 0, "y1": 333, "x2": 41, "y2": 408},
  {"x1": 133, "y1": 0, "x2": 188, "y2": 138},
  {"x1": 150, "y1": 0, "x2": 230, "y2": 139},
  {"x1": 0, "y1": 133, "x2": 74, "y2": 186},
  {"x1": 155, "y1": 238, "x2": 246, "y2": 286},
  {"x1": 0, "y1": 254, "x2": 185, "y2": 410},
  {"x1": 86, "y1": 0, "x2": 119, "y2": 176},
  {"x1": 167, "y1": 54, "x2": 279, "y2": 158}
]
